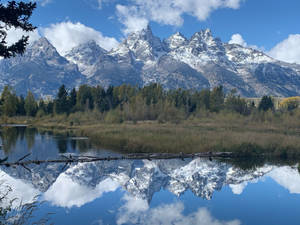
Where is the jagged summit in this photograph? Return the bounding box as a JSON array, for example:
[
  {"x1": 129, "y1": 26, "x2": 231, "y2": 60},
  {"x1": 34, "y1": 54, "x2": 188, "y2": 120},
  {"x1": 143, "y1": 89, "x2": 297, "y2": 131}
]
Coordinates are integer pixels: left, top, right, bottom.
[
  {"x1": 69, "y1": 40, "x2": 107, "y2": 53},
  {"x1": 31, "y1": 37, "x2": 52, "y2": 47},
  {"x1": 65, "y1": 40, "x2": 108, "y2": 78},
  {"x1": 108, "y1": 26, "x2": 165, "y2": 65},
  {"x1": 127, "y1": 25, "x2": 155, "y2": 41},
  {"x1": 0, "y1": 36, "x2": 85, "y2": 97},
  {"x1": 27, "y1": 37, "x2": 62, "y2": 60},
  {"x1": 164, "y1": 32, "x2": 187, "y2": 50}
]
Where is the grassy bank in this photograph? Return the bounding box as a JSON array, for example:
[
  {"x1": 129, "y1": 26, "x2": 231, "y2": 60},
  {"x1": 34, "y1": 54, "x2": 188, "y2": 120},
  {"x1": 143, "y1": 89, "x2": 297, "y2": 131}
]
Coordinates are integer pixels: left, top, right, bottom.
[{"x1": 2, "y1": 110, "x2": 300, "y2": 158}]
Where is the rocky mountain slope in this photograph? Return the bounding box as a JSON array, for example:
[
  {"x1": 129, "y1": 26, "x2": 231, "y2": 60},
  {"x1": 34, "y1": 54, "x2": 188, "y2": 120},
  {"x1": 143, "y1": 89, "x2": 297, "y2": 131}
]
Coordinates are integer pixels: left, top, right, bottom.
[
  {"x1": 1, "y1": 26, "x2": 300, "y2": 97},
  {"x1": 0, "y1": 38, "x2": 85, "y2": 97}
]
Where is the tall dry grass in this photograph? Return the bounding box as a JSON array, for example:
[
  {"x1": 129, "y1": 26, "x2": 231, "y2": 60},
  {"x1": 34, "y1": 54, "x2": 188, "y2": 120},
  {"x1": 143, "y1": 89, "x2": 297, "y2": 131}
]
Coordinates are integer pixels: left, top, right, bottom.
[{"x1": 3, "y1": 109, "x2": 300, "y2": 157}]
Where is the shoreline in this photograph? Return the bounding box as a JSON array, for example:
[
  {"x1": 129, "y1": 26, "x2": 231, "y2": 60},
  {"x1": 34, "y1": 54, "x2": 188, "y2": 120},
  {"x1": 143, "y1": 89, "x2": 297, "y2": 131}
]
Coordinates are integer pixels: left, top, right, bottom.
[{"x1": 1, "y1": 115, "x2": 300, "y2": 159}]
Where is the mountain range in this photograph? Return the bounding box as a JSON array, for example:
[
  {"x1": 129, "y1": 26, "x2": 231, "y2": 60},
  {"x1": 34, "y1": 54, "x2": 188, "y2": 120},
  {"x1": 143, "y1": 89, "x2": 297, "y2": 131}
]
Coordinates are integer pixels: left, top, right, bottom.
[
  {"x1": 1, "y1": 26, "x2": 300, "y2": 97},
  {"x1": 0, "y1": 158, "x2": 273, "y2": 203}
]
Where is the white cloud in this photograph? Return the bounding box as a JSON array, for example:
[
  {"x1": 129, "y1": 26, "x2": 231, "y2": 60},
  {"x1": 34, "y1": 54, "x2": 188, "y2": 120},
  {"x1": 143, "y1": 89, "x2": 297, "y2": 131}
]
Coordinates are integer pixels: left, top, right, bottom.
[
  {"x1": 42, "y1": 21, "x2": 119, "y2": 55},
  {"x1": 229, "y1": 166, "x2": 300, "y2": 195},
  {"x1": 117, "y1": 198, "x2": 241, "y2": 225},
  {"x1": 116, "y1": 5, "x2": 149, "y2": 34},
  {"x1": 44, "y1": 175, "x2": 119, "y2": 208},
  {"x1": 0, "y1": 170, "x2": 40, "y2": 208},
  {"x1": 229, "y1": 182, "x2": 248, "y2": 195},
  {"x1": 268, "y1": 34, "x2": 300, "y2": 64},
  {"x1": 228, "y1": 33, "x2": 262, "y2": 50},
  {"x1": 116, "y1": 0, "x2": 243, "y2": 34},
  {"x1": 4, "y1": 27, "x2": 41, "y2": 46},
  {"x1": 268, "y1": 166, "x2": 300, "y2": 194},
  {"x1": 229, "y1": 33, "x2": 247, "y2": 47}
]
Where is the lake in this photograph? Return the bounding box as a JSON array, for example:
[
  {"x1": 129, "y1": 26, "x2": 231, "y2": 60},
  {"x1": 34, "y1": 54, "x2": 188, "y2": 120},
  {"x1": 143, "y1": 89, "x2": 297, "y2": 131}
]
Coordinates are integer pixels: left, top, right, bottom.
[{"x1": 0, "y1": 126, "x2": 300, "y2": 225}]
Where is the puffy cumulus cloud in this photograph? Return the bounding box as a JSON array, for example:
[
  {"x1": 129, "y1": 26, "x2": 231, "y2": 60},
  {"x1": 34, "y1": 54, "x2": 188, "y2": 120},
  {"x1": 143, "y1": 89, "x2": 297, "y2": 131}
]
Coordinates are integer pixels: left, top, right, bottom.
[
  {"x1": 229, "y1": 166, "x2": 300, "y2": 195},
  {"x1": 42, "y1": 21, "x2": 119, "y2": 55},
  {"x1": 116, "y1": 5, "x2": 149, "y2": 34},
  {"x1": 116, "y1": 0, "x2": 243, "y2": 34},
  {"x1": 4, "y1": 27, "x2": 40, "y2": 46},
  {"x1": 268, "y1": 166, "x2": 300, "y2": 194},
  {"x1": 268, "y1": 34, "x2": 300, "y2": 64},
  {"x1": 229, "y1": 178, "x2": 262, "y2": 195},
  {"x1": 117, "y1": 194, "x2": 149, "y2": 224},
  {"x1": 117, "y1": 196, "x2": 241, "y2": 225},
  {"x1": 229, "y1": 182, "x2": 248, "y2": 195},
  {"x1": 229, "y1": 33, "x2": 247, "y2": 47},
  {"x1": 0, "y1": 27, "x2": 40, "y2": 60},
  {"x1": 0, "y1": 170, "x2": 40, "y2": 208},
  {"x1": 44, "y1": 175, "x2": 119, "y2": 208},
  {"x1": 228, "y1": 33, "x2": 262, "y2": 50}
]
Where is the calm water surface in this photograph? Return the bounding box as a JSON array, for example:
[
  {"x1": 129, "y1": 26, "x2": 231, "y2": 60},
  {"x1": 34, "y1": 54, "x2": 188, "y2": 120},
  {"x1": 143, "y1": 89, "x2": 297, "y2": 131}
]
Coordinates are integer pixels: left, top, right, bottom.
[{"x1": 0, "y1": 127, "x2": 300, "y2": 225}]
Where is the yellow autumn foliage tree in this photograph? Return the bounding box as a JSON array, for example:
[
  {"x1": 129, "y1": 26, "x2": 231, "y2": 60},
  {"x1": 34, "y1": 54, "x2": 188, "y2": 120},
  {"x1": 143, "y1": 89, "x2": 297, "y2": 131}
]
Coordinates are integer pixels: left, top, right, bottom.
[{"x1": 279, "y1": 96, "x2": 300, "y2": 111}]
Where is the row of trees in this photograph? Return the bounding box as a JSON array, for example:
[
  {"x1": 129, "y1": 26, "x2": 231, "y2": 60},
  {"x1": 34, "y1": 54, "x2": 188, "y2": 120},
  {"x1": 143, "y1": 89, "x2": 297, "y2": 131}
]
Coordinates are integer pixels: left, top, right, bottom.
[{"x1": 0, "y1": 84, "x2": 280, "y2": 120}]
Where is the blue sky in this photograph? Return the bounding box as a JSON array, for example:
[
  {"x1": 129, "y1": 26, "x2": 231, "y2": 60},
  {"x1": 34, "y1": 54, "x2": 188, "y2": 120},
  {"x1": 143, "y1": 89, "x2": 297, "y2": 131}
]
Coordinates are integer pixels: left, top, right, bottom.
[{"x1": 7, "y1": 0, "x2": 300, "y2": 63}]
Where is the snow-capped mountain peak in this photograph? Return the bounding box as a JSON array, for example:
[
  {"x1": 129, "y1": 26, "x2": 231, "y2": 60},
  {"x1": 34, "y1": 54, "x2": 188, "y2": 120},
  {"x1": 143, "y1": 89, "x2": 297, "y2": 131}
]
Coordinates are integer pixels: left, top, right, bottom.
[
  {"x1": 65, "y1": 40, "x2": 107, "y2": 78},
  {"x1": 27, "y1": 37, "x2": 63, "y2": 60},
  {"x1": 1, "y1": 26, "x2": 300, "y2": 97},
  {"x1": 189, "y1": 29, "x2": 216, "y2": 45},
  {"x1": 164, "y1": 32, "x2": 187, "y2": 50}
]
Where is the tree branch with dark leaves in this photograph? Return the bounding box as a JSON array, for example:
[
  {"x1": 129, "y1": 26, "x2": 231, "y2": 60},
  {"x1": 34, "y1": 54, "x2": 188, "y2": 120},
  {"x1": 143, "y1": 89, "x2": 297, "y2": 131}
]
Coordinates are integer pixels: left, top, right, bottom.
[{"x1": 0, "y1": 1, "x2": 36, "y2": 58}]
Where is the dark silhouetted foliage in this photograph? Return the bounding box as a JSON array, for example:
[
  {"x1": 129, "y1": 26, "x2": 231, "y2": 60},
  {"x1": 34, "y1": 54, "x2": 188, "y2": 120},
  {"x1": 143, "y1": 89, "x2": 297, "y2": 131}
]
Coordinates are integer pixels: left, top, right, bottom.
[
  {"x1": 258, "y1": 96, "x2": 274, "y2": 111},
  {"x1": 0, "y1": 1, "x2": 36, "y2": 58}
]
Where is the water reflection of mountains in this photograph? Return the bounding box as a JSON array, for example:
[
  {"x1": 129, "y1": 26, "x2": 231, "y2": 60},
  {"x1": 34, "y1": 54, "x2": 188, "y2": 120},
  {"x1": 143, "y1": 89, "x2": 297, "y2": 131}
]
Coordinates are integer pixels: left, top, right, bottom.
[
  {"x1": 1, "y1": 158, "x2": 273, "y2": 202},
  {"x1": 0, "y1": 126, "x2": 298, "y2": 205}
]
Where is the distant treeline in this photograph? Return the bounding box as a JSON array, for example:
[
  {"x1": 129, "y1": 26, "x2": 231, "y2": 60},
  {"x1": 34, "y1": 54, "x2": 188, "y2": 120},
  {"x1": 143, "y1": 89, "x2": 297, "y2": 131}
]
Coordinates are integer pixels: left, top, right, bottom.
[{"x1": 0, "y1": 84, "x2": 298, "y2": 122}]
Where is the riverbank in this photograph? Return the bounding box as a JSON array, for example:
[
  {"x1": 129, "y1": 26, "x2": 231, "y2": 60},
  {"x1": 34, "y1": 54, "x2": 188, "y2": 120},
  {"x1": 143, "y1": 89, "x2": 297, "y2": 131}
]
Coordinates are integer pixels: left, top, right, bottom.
[{"x1": 1, "y1": 111, "x2": 300, "y2": 158}]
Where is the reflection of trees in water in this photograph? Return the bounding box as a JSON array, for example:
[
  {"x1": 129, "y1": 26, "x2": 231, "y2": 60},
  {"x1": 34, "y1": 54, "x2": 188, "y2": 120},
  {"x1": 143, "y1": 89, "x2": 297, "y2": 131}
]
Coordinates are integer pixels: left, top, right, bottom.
[
  {"x1": 0, "y1": 127, "x2": 38, "y2": 154},
  {"x1": 76, "y1": 139, "x2": 91, "y2": 152},
  {"x1": 224, "y1": 157, "x2": 300, "y2": 171},
  {"x1": 56, "y1": 137, "x2": 91, "y2": 153},
  {"x1": 0, "y1": 127, "x2": 26, "y2": 154},
  {"x1": 56, "y1": 138, "x2": 67, "y2": 153},
  {"x1": 0, "y1": 127, "x2": 93, "y2": 157},
  {"x1": 70, "y1": 139, "x2": 77, "y2": 150},
  {"x1": 24, "y1": 128, "x2": 37, "y2": 151}
]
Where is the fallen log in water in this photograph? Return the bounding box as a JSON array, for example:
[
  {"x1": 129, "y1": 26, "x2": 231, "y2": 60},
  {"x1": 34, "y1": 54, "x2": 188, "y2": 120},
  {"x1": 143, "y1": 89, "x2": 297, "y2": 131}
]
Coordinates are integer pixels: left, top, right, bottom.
[{"x1": 0, "y1": 152, "x2": 233, "y2": 167}]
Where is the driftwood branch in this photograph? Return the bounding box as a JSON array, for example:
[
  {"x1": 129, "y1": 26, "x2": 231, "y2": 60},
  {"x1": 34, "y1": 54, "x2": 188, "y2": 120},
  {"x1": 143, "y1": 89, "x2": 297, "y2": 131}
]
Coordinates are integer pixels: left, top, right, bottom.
[{"x1": 0, "y1": 152, "x2": 233, "y2": 167}]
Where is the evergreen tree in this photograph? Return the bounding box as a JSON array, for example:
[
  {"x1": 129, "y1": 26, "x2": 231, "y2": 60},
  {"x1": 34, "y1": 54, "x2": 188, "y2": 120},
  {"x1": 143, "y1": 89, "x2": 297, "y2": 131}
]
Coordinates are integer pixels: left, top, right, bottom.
[
  {"x1": 0, "y1": 1, "x2": 36, "y2": 58},
  {"x1": 55, "y1": 85, "x2": 69, "y2": 114},
  {"x1": 24, "y1": 91, "x2": 37, "y2": 116},
  {"x1": 17, "y1": 95, "x2": 26, "y2": 116},
  {"x1": 45, "y1": 101, "x2": 54, "y2": 114},
  {"x1": 258, "y1": 96, "x2": 274, "y2": 111},
  {"x1": 199, "y1": 89, "x2": 210, "y2": 110},
  {"x1": 106, "y1": 86, "x2": 117, "y2": 109},
  {"x1": 1, "y1": 86, "x2": 18, "y2": 116},
  {"x1": 76, "y1": 85, "x2": 93, "y2": 111},
  {"x1": 141, "y1": 83, "x2": 164, "y2": 105},
  {"x1": 3, "y1": 92, "x2": 18, "y2": 117},
  {"x1": 92, "y1": 86, "x2": 108, "y2": 112},
  {"x1": 69, "y1": 88, "x2": 77, "y2": 110},
  {"x1": 209, "y1": 86, "x2": 225, "y2": 112},
  {"x1": 225, "y1": 90, "x2": 250, "y2": 115}
]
